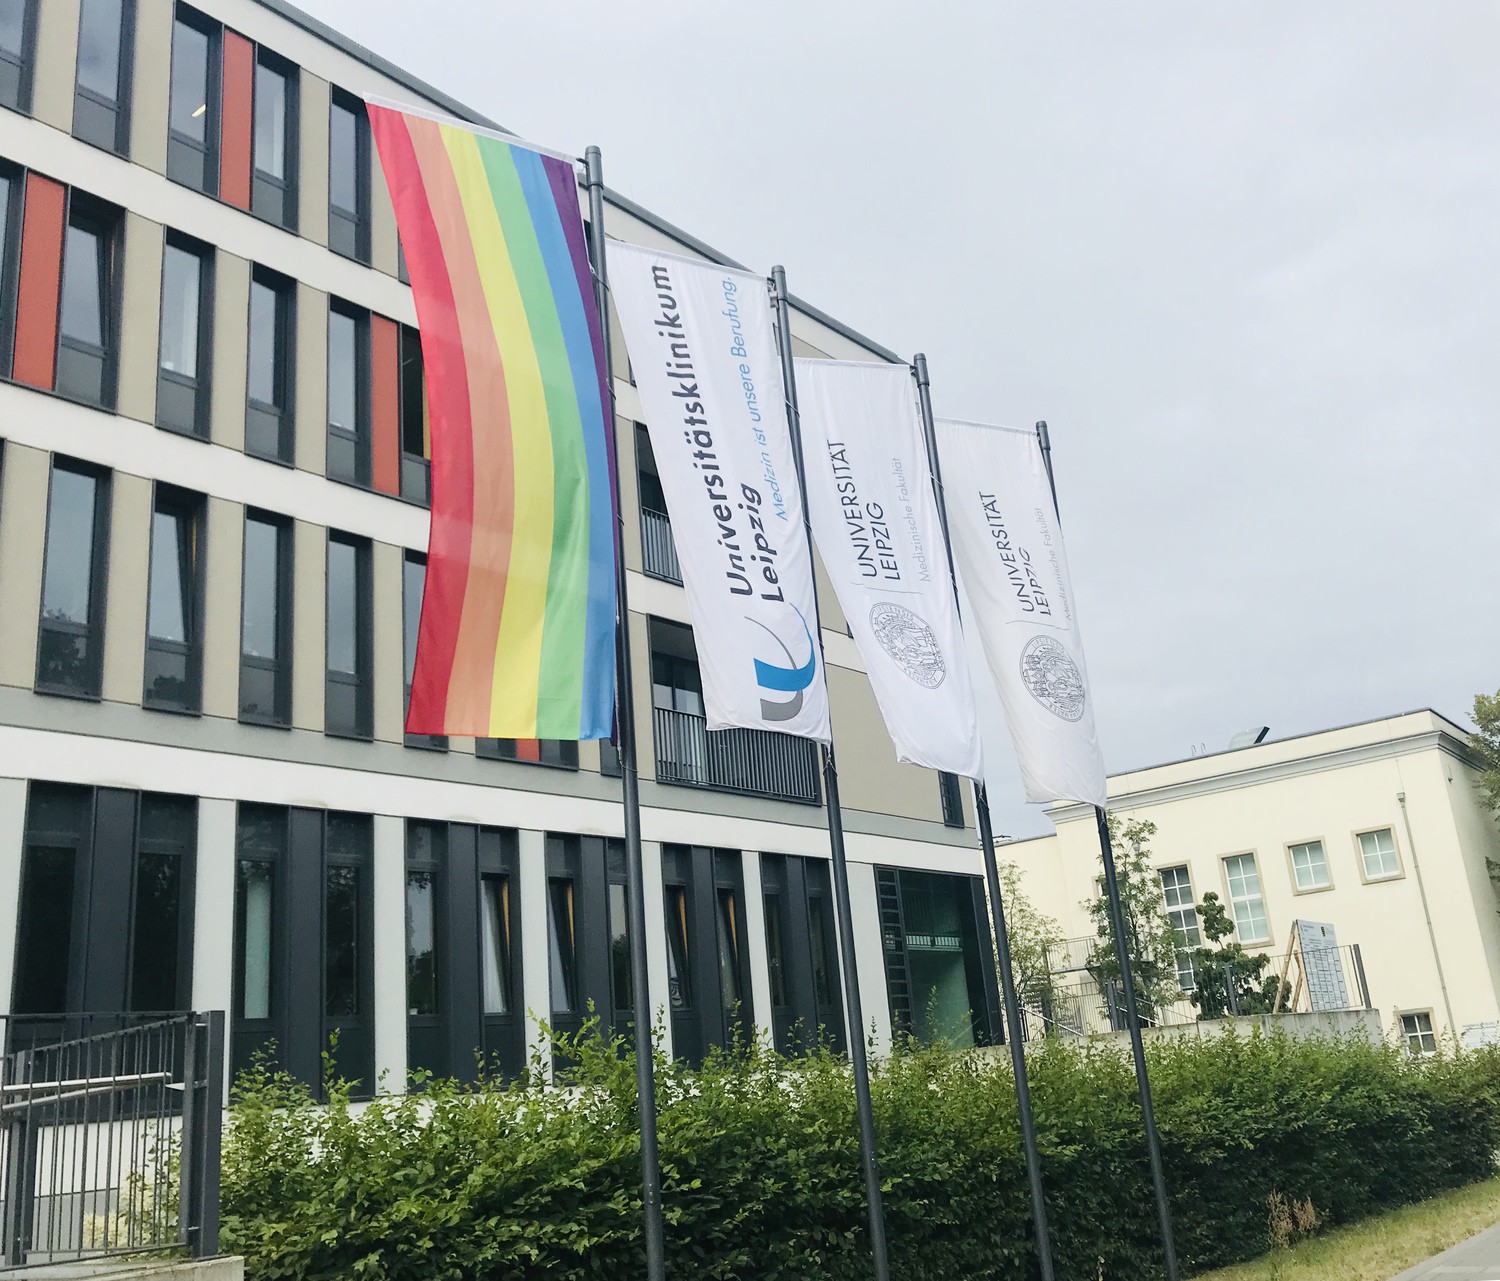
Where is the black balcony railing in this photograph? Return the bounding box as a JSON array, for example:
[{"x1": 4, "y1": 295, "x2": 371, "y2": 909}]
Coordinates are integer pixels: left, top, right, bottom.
[
  {"x1": 653, "y1": 706, "x2": 819, "y2": 803},
  {"x1": 640, "y1": 508, "x2": 681, "y2": 583}
]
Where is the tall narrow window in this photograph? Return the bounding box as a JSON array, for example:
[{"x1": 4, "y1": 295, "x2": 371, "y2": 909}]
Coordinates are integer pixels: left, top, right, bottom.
[
  {"x1": 663, "y1": 885, "x2": 690, "y2": 1011},
  {"x1": 157, "y1": 235, "x2": 212, "y2": 435},
  {"x1": 57, "y1": 199, "x2": 118, "y2": 408},
  {"x1": 234, "y1": 806, "x2": 282, "y2": 1025},
  {"x1": 608, "y1": 881, "x2": 632, "y2": 1023},
  {"x1": 328, "y1": 91, "x2": 368, "y2": 262},
  {"x1": 808, "y1": 891, "x2": 837, "y2": 1008},
  {"x1": 0, "y1": 0, "x2": 33, "y2": 111},
  {"x1": 239, "y1": 511, "x2": 291, "y2": 725},
  {"x1": 405, "y1": 823, "x2": 440, "y2": 1018},
  {"x1": 246, "y1": 268, "x2": 293, "y2": 461},
  {"x1": 74, "y1": 0, "x2": 133, "y2": 154},
  {"x1": 325, "y1": 533, "x2": 371, "y2": 739},
  {"x1": 399, "y1": 323, "x2": 430, "y2": 504},
  {"x1": 167, "y1": 8, "x2": 218, "y2": 193},
  {"x1": 480, "y1": 874, "x2": 511, "y2": 1016},
  {"x1": 37, "y1": 461, "x2": 110, "y2": 698},
  {"x1": 144, "y1": 486, "x2": 203, "y2": 712},
  {"x1": 129, "y1": 793, "x2": 195, "y2": 1012},
  {"x1": 403, "y1": 553, "x2": 445, "y2": 750},
  {"x1": 251, "y1": 53, "x2": 295, "y2": 228},
  {"x1": 1223, "y1": 853, "x2": 1270, "y2": 945},
  {"x1": 715, "y1": 887, "x2": 744, "y2": 1015},
  {"x1": 324, "y1": 843, "x2": 360, "y2": 1018},
  {"x1": 547, "y1": 878, "x2": 578, "y2": 1015},
  {"x1": 1159, "y1": 865, "x2": 1200, "y2": 991},
  {"x1": 0, "y1": 165, "x2": 19, "y2": 381},
  {"x1": 938, "y1": 773, "x2": 964, "y2": 827},
  {"x1": 327, "y1": 303, "x2": 369, "y2": 484}
]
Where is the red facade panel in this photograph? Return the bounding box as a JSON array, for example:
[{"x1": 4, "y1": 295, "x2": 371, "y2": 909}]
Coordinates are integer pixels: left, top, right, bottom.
[
  {"x1": 12, "y1": 174, "x2": 67, "y2": 391},
  {"x1": 219, "y1": 31, "x2": 255, "y2": 211}
]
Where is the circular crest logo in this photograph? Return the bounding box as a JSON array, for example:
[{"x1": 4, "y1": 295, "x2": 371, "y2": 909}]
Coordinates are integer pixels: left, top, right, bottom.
[
  {"x1": 1018, "y1": 635, "x2": 1086, "y2": 721},
  {"x1": 868, "y1": 603, "x2": 946, "y2": 689}
]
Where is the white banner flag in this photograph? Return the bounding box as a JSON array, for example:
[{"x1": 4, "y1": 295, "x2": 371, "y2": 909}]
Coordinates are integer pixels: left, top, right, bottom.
[
  {"x1": 609, "y1": 243, "x2": 830, "y2": 742},
  {"x1": 794, "y1": 360, "x2": 983, "y2": 779},
  {"x1": 936, "y1": 419, "x2": 1107, "y2": 807}
]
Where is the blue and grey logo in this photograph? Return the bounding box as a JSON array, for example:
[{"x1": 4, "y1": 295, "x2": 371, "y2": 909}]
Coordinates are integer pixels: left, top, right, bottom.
[{"x1": 749, "y1": 608, "x2": 818, "y2": 722}]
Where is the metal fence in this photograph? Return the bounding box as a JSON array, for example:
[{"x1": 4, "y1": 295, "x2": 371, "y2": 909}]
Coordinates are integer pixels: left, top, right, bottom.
[
  {"x1": 640, "y1": 508, "x2": 682, "y2": 583},
  {"x1": 653, "y1": 706, "x2": 820, "y2": 803},
  {"x1": 0, "y1": 1011, "x2": 224, "y2": 1269}
]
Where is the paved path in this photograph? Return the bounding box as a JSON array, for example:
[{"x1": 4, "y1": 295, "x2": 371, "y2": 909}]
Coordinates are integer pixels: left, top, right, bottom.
[{"x1": 1390, "y1": 1222, "x2": 1500, "y2": 1281}]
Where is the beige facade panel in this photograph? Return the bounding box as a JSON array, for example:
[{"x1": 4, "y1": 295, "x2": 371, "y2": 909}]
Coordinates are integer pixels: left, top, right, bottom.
[
  {"x1": 116, "y1": 213, "x2": 164, "y2": 426},
  {"x1": 0, "y1": 443, "x2": 48, "y2": 691},
  {"x1": 129, "y1": 0, "x2": 173, "y2": 175},
  {"x1": 211, "y1": 250, "x2": 251, "y2": 452},
  {"x1": 29, "y1": 0, "x2": 82, "y2": 134},
  {"x1": 615, "y1": 415, "x2": 644, "y2": 576},
  {"x1": 293, "y1": 282, "x2": 328, "y2": 474},
  {"x1": 825, "y1": 662, "x2": 943, "y2": 826},
  {"x1": 298, "y1": 73, "x2": 331, "y2": 250},
  {"x1": 371, "y1": 539, "x2": 404, "y2": 743},
  {"x1": 370, "y1": 142, "x2": 399, "y2": 278},
  {"x1": 100, "y1": 471, "x2": 151, "y2": 707},
  {"x1": 290, "y1": 519, "x2": 324, "y2": 733},
  {"x1": 201, "y1": 495, "x2": 245, "y2": 721}
]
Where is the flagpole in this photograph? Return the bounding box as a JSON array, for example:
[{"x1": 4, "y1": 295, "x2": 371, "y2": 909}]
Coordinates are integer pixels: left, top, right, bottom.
[
  {"x1": 584, "y1": 146, "x2": 667, "y2": 1281},
  {"x1": 1035, "y1": 419, "x2": 1180, "y2": 1281},
  {"x1": 912, "y1": 355, "x2": 1056, "y2": 1281},
  {"x1": 770, "y1": 265, "x2": 891, "y2": 1281}
]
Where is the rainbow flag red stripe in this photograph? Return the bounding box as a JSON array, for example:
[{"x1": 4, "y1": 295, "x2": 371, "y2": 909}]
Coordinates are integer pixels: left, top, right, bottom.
[{"x1": 368, "y1": 105, "x2": 616, "y2": 740}]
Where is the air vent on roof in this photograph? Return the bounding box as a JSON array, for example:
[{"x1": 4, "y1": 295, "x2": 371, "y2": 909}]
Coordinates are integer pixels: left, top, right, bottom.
[{"x1": 1228, "y1": 726, "x2": 1271, "y2": 749}]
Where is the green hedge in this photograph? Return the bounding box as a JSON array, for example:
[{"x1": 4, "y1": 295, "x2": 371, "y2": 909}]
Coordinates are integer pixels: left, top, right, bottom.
[{"x1": 220, "y1": 1027, "x2": 1500, "y2": 1280}]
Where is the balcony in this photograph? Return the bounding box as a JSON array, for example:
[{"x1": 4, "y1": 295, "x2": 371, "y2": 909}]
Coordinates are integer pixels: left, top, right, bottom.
[
  {"x1": 653, "y1": 706, "x2": 819, "y2": 804},
  {"x1": 640, "y1": 508, "x2": 681, "y2": 583}
]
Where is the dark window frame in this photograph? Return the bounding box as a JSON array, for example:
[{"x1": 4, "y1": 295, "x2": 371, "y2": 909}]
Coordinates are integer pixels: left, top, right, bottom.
[
  {"x1": 0, "y1": 0, "x2": 37, "y2": 115},
  {"x1": 476, "y1": 738, "x2": 579, "y2": 770},
  {"x1": 238, "y1": 508, "x2": 293, "y2": 727},
  {"x1": 322, "y1": 811, "x2": 374, "y2": 1054},
  {"x1": 128, "y1": 791, "x2": 197, "y2": 1013},
  {"x1": 166, "y1": 4, "x2": 220, "y2": 196},
  {"x1": 72, "y1": 0, "x2": 135, "y2": 156},
  {"x1": 35, "y1": 458, "x2": 111, "y2": 700},
  {"x1": 251, "y1": 48, "x2": 297, "y2": 231},
  {"x1": 245, "y1": 265, "x2": 295, "y2": 463},
  {"x1": 142, "y1": 482, "x2": 205, "y2": 715},
  {"x1": 402, "y1": 550, "x2": 445, "y2": 751},
  {"x1": 404, "y1": 820, "x2": 443, "y2": 1021},
  {"x1": 156, "y1": 230, "x2": 214, "y2": 438},
  {"x1": 938, "y1": 772, "x2": 965, "y2": 828},
  {"x1": 398, "y1": 322, "x2": 429, "y2": 505},
  {"x1": 325, "y1": 531, "x2": 372, "y2": 740},
  {"x1": 55, "y1": 192, "x2": 121, "y2": 410},
  {"x1": 326, "y1": 299, "x2": 371, "y2": 486},
  {"x1": 0, "y1": 160, "x2": 22, "y2": 382},
  {"x1": 327, "y1": 88, "x2": 369, "y2": 263}
]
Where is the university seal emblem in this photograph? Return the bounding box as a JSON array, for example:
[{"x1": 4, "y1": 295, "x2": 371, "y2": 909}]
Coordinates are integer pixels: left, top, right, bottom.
[
  {"x1": 868, "y1": 603, "x2": 946, "y2": 689},
  {"x1": 1018, "y1": 635, "x2": 1086, "y2": 721}
]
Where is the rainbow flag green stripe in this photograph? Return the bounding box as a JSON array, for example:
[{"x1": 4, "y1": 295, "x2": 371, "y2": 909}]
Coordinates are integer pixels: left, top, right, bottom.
[{"x1": 368, "y1": 105, "x2": 616, "y2": 740}]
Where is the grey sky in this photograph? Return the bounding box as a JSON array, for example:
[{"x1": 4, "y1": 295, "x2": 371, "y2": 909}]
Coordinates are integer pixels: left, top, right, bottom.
[{"x1": 301, "y1": 0, "x2": 1500, "y2": 837}]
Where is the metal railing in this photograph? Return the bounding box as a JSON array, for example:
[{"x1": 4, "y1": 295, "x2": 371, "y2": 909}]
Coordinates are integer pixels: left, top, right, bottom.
[
  {"x1": 640, "y1": 508, "x2": 682, "y2": 583},
  {"x1": 0, "y1": 1011, "x2": 224, "y2": 1269},
  {"x1": 653, "y1": 706, "x2": 820, "y2": 803}
]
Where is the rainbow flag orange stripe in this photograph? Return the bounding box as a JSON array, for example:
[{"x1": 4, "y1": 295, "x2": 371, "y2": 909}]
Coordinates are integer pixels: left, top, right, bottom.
[{"x1": 368, "y1": 105, "x2": 616, "y2": 740}]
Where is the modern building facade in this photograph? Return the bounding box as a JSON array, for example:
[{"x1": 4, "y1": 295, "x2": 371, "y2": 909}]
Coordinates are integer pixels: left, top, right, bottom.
[
  {"x1": 0, "y1": 0, "x2": 1003, "y2": 1096},
  {"x1": 999, "y1": 711, "x2": 1500, "y2": 1054}
]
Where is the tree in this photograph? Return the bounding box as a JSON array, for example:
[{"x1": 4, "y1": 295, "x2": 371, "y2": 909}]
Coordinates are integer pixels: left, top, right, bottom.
[
  {"x1": 1475, "y1": 689, "x2": 1500, "y2": 823},
  {"x1": 993, "y1": 860, "x2": 1066, "y2": 1017},
  {"x1": 1082, "y1": 816, "x2": 1181, "y2": 1025},
  {"x1": 1188, "y1": 892, "x2": 1285, "y2": 1019}
]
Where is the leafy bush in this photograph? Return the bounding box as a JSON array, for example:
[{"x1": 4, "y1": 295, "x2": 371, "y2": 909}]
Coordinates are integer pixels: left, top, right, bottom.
[{"x1": 221, "y1": 1024, "x2": 1500, "y2": 1280}]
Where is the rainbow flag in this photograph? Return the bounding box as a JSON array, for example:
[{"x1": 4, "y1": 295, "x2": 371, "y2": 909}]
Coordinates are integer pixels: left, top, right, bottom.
[{"x1": 368, "y1": 104, "x2": 616, "y2": 740}]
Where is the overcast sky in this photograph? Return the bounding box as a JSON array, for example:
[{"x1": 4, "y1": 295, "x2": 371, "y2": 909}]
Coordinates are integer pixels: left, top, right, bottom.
[{"x1": 301, "y1": 1, "x2": 1500, "y2": 836}]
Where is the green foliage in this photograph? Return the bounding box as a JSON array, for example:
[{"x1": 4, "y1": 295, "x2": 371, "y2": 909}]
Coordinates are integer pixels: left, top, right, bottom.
[
  {"x1": 995, "y1": 860, "x2": 1065, "y2": 1011},
  {"x1": 1083, "y1": 816, "x2": 1183, "y2": 1021},
  {"x1": 1475, "y1": 689, "x2": 1500, "y2": 822},
  {"x1": 222, "y1": 1025, "x2": 1500, "y2": 1281},
  {"x1": 1189, "y1": 892, "x2": 1288, "y2": 1019}
]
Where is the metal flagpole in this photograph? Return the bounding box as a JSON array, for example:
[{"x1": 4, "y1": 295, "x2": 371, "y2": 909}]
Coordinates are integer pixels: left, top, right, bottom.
[
  {"x1": 1035, "y1": 419, "x2": 1180, "y2": 1281},
  {"x1": 912, "y1": 355, "x2": 1055, "y2": 1281},
  {"x1": 770, "y1": 264, "x2": 891, "y2": 1281},
  {"x1": 584, "y1": 146, "x2": 667, "y2": 1281}
]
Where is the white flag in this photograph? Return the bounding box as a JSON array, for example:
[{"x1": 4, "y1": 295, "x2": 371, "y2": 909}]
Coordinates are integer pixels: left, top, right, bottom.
[
  {"x1": 936, "y1": 419, "x2": 1107, "y2": 807},
  {"x1": 794, "y1": 360, "x2": 983, "y2": 779},
  {"x1": 609, "y1": 243, "x2": 830, "y2": 743}
]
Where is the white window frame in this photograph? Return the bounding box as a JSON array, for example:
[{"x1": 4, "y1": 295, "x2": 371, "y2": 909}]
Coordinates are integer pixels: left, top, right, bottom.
[
  {"x1": 1158, "y1": 865, "x2": 1200, "y2": 992},
  {"x1": 1286, "y1": 838, "x2": 1333, "y2": 894},
  {"x1": 1398, "y1": 1009, "x2": 1437, "y2": 1056},
  {"x1": 1221, "y1": 851, "x2": 1271, "y2": 946},
  {"x1": 1355, "y1": 826, "x2": 1403, "y2": 884}
]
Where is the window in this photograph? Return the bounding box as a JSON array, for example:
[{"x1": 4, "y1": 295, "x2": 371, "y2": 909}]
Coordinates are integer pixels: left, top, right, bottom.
[
  {"x1": 167, "y1": 8, "x2": 218, "y2": 193},
  {"x1": 399, "y1": 323, "x2": 430, "y2": 503},
  {"x1": 477, "y1": 738, "x2": 579, "y2": 768},
  {"x1": 239, "y1": 511, "x2": 291, "y2": 725},
  {"x1": 323, "y1": 814, "x2": 364, "y2": 1021},
  {"x1": 1400, "y1": 1011, "x2": 1437, "y2": 1056},
  {"x1": 37, "y1": 460, "x2": 110, "y2": 698},
  {"x1": 715, "y1": 886, "x2": 744, "y2": 1016},
  {"x1": 0, "y1": 0, "x2": 33, "y2": 111},
  {"x1": 327, "y1": 302, "x2": 369, "y2": 484},
  {"x1": 56, "y1": 198, "x2": 118, "y2": 407},
  {"x1": 328, "y1": 90, "x2": 368, "y2": 262},
  {"x1": 157, "y1": 235, "x2": 212, "y2": 435},
  {"x1": 1159, "y1": 866, "x2": 1201, "y2": 991},
  {"x1": 636, "y1": 423, "x2": 679, "y2": 582},
  {"x1": 73, "y1": 0, "x2": 133, "y2": 154},
  {"x1": 235, "y1": 846, "x2": 274, "y2": 1021},
  {"x1": 251, "y1": 52, "x2": 295, "y2": 228},
  {"x1": 608, "y1": 880, "x2": 632, "y2": 1024},
  {"x1": 246, "y1": 268, "x2": 293, "y2": 461},
  {"x1": 403, "y1": 552, "x2": 445, "y2": 750},
  {"x1": 144, "y1": 486, "x2": 203, "y2": 712},
  {"x1": 130, "y1": 793, "x2": 195, "y2": 1012},
  {"x1": 663, "y1": 885, "x2": 690, "y2": 1011},
  {"x1": 0, "y1": 164, "x2": 20, "y2": 380},
  {"x1": 326, "y1": 534, "x2": 371, "y2": 739},
  {"x1": 405, "y1": 853, "x2": 438, "y2": 1018},
  {"x1": 547, "y1": 877, "x2": 578, "y2": 1015},
  {"x1": 479, "y1": 874, "x2": 511, "y2": 1016},
  {"x1": 1289, "y1": 840, "x2": 1331, "y2": 892},
  {"x1": 1223, "y1": 853, "x2": 1270, "y2": 945},
  {"x1": 1358, "y1": 828, "x2": 1401, "y2": 881},
  {"x1": 938, "y1": 772, "x2": 964, "y2": 828}
]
